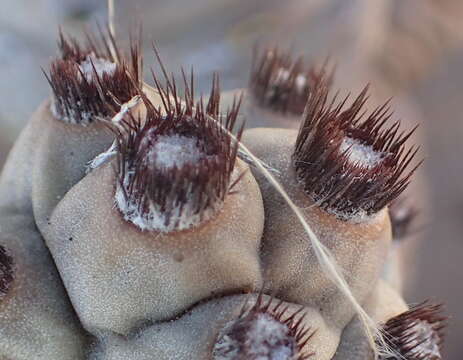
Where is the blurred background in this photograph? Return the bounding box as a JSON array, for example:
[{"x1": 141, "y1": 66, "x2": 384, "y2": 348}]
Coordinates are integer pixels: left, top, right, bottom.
[{"x1": 0, "y1": 0, "x2": 462, "y2": 358}]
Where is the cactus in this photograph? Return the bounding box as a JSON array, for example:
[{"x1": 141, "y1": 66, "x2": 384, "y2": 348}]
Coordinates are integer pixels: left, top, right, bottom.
[{"x1": 0, "y1": 26, "x2": 446, "y2": 360}]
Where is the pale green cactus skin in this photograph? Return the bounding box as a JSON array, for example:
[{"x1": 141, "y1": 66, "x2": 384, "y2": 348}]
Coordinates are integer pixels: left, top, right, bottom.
[{"x1": 0, "y1": 32, "x2": 425, "y2": 360}]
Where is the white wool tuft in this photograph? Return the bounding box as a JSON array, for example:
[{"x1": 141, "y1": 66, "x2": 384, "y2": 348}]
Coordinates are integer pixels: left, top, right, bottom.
[
  {"x1": 295, "y1": 74, "x2": 307, "y2": 91},
  {"x1": 49, "y1": 54, "x2": 119, "y2": 124},
  {"x1": 340, "y1": 137, "x2": 383, "y2": 168},
  {"x1": 214, "y1": 313, "x2": 295, "y2": 360},
  {"x1": 249, "y1": 314, "x2": 294, "y2": 360},
  {"x1": 406, "y1": 320, "x2": 441, "y2": 359},
  {"x1": 275, "y1": 68, "x2": 307, "y2": 93},
  {"x1": 78, "y1": 54, "x2": 117, "y2": 83},
  {"x1": 148, "y1": 135, "x2": 205, "y2": 169},
  {"x1": 275, "y1": 68, "x2": 290, "y2": 83},
  {"x1": 115, "y1": 134, "x2": 222, "y2": 232}
]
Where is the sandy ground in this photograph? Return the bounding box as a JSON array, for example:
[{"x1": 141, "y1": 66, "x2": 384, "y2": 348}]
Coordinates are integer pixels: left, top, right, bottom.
[{"x1": 0, "y1": 0, "x2": 462, "y2": 358}]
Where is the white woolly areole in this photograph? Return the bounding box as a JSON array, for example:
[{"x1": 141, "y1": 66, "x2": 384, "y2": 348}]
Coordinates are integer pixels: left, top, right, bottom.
[
  {"x1": 406, "y1": 320, "x2": 441, "y2": 359},
  {"x1": 275, "y1": 68, "x2": 307, "y2": 93},
  {"x1": 49, "y1": 54, "x2": 117, "y2": 125},
  {"x1": 78, "y1": 54, "x2": 117, "y2": 83},
  {"x1": 340, "y1": 137, "x2": 383, "y2": 168},
  {"x1": 115, "y1": 134, "x2": 223, "y2": 233},
  {"x1": 147, "y1": 134, "x2": 205, "y2": 169},
  {"x1": 214, "y1": 313, "x2": 296, "y2": 360},
  {"x1": 330, "y1": 137, "x2": 386, "y2": 222}
]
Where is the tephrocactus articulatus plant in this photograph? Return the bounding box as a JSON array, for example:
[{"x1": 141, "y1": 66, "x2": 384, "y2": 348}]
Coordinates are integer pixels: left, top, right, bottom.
[{"x1": 0, "y1": 13, "x2": 447, "y2": 360}]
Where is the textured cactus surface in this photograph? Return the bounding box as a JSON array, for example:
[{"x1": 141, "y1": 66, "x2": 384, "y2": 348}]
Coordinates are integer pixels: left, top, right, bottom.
[{"x1": 0, "y1": 27, "x2": 447, "y2": 360}]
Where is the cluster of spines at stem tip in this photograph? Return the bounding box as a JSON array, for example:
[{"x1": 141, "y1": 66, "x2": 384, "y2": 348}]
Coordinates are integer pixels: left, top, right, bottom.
[
  {"x1": 250, "y1": 47, "x2": 333, "y2": 116},
  {"x1": 380, "y1": 302, "x2": 447, "y2": 360},
  {"x1": 113, "y1": 68, "x2": 244, "y2": 232},
  {"x1": 214, "y1": 294, "x2": 315, "y2": 360},
  {"x1": 293, "y1": 80, "x2": 421, "y2": 220},
  {"x1": 45, "y1": 26, "x2": 142, "y2": 125}
]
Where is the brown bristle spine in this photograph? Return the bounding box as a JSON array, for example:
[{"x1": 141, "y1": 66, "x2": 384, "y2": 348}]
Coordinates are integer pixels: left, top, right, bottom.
[
  {"x1": 0, "y1": 245, "x2": 14, "y2": 299},
  {"x1": 381, "y1": 302, "x2": 447, "y2": 360},
  {"x1": 250, "y1": 47, "x2": 332, "y2": 116},
  {"x1": 113, "y1": 72, "x2": 243, "y2": 232},
  {"x1": 45, "y1": 28, "x2": 142, "y2": 125},
  {"x1": 213, "y1": 294, "x2": 314, "y2": 360},
  {"x1": 293, "y1": 82, "x2": 421, "y2": 221},
  {"x1": 389, "y1": 197, "x2": 419, "y2": 240}
]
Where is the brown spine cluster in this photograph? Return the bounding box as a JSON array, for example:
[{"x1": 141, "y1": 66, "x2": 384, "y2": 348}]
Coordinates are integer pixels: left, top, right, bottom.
[
  {"x1": 249, "y1": 47, "x2": 332, "y2": 115},
  {"x1": 114, "y1": 73, "x2": 243, "y2": 231},
  {"x1": 45, "y1": 28, "x2": 142, "y2": 124},
  {"x1": 214, "y1": 294, "x2": 315, "y2": 360},
  {"x1": 0, "y1": 245, "x2": 14, "y2": 299},
  {"x1": 381, "y1": 302, "x2": 447, "y2": 360},
  {"x1": 293, "y1": 82, "x2": 421, "y2": 220}
]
